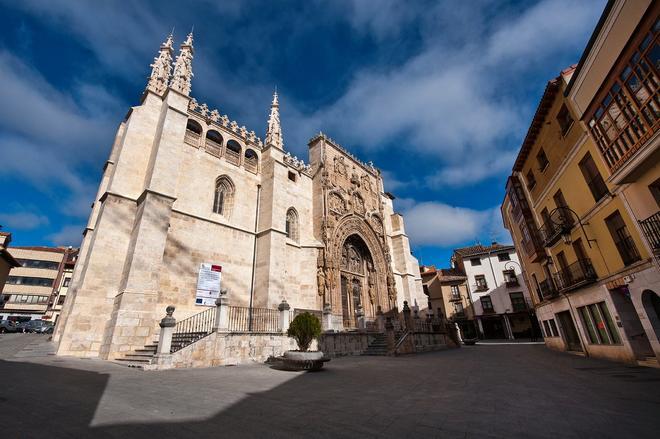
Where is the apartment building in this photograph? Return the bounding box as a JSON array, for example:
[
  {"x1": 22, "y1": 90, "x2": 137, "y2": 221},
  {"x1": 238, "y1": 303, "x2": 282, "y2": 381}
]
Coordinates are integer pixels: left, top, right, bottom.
[
  {"x1": 566, "y1": 0, "x2": 660, "y2": 362},
  {"x1": 46, "y1": 248, "x2": 78, "y2": 323},
  {"x1": 1, "y1": 247, "x2": 68, "y2": 322},
  {"x1": 451, "y1": 243, "x2": 537, "y2": 340},
  {"x1": 501, "y1": 0, "x2": 659, "y2": 366},
  {"x1": 420, "y1": 265, "x2": 476, "y2": 339}
]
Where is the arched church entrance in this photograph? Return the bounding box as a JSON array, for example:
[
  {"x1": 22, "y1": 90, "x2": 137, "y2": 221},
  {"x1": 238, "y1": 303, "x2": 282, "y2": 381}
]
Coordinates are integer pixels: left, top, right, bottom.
[
  {"x1": 642, "y1": 289, "x2": 660, "y2": 342},
  {"x1": 340, "y1": 234, "x2": 376, "y2": 328}
]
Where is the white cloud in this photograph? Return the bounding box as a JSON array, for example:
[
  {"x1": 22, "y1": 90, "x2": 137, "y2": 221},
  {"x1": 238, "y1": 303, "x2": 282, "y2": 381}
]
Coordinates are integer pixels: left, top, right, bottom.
[
  {"x1": 400, "y1": 201, "x2": 511, "y2": 248},
  {"x1": 47, "y1": 224, "x2": 84, "y2": 247},
  {"x1": 0, "y1": 212, "x2": 49, "y2": 231}
]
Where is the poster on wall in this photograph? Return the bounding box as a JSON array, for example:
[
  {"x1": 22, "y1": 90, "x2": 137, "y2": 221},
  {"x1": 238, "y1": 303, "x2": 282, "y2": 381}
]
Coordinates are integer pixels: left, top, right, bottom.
[{"x1": 195, "y1": 263, "x2": 222, "y2": 306}]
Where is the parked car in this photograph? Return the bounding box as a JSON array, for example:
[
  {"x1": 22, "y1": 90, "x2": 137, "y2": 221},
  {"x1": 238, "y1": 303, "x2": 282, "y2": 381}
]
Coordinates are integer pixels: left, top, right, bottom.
[
  {"x1": 17, "y1": 320, "x2": 53, "y2": 334},
  {"x1": 0, "y1": 320, "x2": 20, "y2": 333}
]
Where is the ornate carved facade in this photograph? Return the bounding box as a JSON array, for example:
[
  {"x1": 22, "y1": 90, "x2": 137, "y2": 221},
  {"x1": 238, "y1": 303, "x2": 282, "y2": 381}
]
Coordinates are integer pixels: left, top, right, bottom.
[{"x1": 54, "y1": 34, "x2": 425, "y2": 360}]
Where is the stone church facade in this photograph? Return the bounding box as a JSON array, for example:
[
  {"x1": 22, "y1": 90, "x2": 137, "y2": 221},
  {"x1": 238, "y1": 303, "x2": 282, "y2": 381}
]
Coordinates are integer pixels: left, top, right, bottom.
[{"x1": 54, "y1": 33, "x2": 425, "y2": 359}]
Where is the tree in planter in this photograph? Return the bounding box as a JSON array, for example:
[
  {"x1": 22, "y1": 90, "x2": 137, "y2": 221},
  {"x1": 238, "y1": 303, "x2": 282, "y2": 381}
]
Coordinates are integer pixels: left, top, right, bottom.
[{"x1": 287, "y1": 312, "x2": 322, "y2": 352}]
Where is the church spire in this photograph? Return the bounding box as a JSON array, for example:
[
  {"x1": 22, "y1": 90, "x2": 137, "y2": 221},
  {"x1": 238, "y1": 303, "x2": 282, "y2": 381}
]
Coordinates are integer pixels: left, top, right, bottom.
[
  {"x1": 265, "y1": 91, "x2": 283, "y2": 149},
  {"x1": 146, "y1": 33, "x2": 174, "y2": 95},
  {"x1": 170, "y1": 31, "x2": 194, "y2": 95}
]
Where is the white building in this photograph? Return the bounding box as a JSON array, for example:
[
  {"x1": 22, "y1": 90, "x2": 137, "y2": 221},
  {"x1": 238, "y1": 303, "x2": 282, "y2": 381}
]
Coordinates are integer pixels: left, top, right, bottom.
[{"x1": 452, "y1": 243, "x2": 537, "y2": 339}]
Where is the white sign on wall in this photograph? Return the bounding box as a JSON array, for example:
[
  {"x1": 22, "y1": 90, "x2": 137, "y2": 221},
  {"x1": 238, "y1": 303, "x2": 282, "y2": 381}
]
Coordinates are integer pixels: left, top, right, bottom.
[{"x1": 195, "y1": 263, "x2": 222, "y2": 306}]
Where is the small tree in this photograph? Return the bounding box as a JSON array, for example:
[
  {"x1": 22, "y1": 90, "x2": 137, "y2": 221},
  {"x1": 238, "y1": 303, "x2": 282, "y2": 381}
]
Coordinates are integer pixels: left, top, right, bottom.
[{"x1": 287, "y1": 312, "x2": 322, "y2": 352}]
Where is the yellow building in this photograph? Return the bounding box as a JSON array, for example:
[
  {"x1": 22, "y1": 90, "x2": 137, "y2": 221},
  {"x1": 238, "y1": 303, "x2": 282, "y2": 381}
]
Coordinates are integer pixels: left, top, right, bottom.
[
  {"x1": 565, "y1": 0, "x2": 660, "y2": 360},
  {"x1": 420, "y1": 265, "x2": 477, "y2": 339},
  {"x1": 503, "y1": 51, "x2": 659, "y2": 365}
]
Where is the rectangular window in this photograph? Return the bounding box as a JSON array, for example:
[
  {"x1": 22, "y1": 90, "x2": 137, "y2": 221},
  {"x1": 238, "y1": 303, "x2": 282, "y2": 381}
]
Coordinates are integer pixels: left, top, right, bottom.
[
  {"x1": 497, "y1": 252, "x2": 510, "y2": 261},
  {"x1": 450, "y1": 285, "x2": 460, "y2": 299},
  {"x1": 454, "y1": 302, "x2": 464, "y2": 315},
  {"x1": 474, "y1": 275, "x2": 488, "y2": 290},
  {"x1": 63, "y1": 278, "x2": 71, "y2": 287},
  {"x1": 288, "y1": 171, "x2": 297, "y2": 182},
  {"x1": 578, "y1": 153, "x2": 609, "y2": 202},
  {"x1": 480, "y1": 296, "x2": 494, "y2": 312},
  {"x1": 543, "y1": 320, "x2": 552, "y2": 337},
  {"x1": 605, "y1": 211, "x2": 641, "y2": 266},
  {"x1": 526, "y1": 169, "x2": 536, "y2": 190},
  {"x1": 549, "y1": 319, "x2": 559, "y2": 337},
  {"x1": 578, "y1": 302, "x2": 621, "y2": 345},
  {"x1": 15, "y1": 259, "x2": 60, "y2": 270},
  {"x1": 57, "y1": 296, "x2": 66, "y2": 305},
  {"x1": 649, "y1": 177, "x2": 660, "y2": 207},
  {"x1": 6, "y1": 277, "x2": 54, "y2": 287},
  {"x1": 536, "y1": 148, "x2": 550, "y2": 171},
  {"x1": 470, "y1": 258, "x2": 481, "y2": 266},
  {"x1": 557, "y1": 104, "x2": 574, "y2": 136},
  {"x1": 509, "y1": 292, "x2": 526, "y2": 312}
]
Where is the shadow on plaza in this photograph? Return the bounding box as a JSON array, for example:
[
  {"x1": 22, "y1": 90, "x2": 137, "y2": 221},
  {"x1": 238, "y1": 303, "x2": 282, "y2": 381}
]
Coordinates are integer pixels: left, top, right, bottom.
[{"x1": 1, "y1": 349, "x2": 660, "y2": 438}]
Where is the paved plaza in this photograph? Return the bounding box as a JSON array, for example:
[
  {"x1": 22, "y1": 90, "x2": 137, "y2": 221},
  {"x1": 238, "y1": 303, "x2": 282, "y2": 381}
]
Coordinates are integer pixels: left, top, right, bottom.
[{"x1": 0, "y1": 334, "x2": 659, "y2": 438}]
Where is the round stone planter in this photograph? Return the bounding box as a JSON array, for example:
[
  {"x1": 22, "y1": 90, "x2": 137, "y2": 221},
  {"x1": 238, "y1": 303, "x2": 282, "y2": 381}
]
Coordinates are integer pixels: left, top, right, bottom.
[{"x1": 281, "y1": 351, "x2": 329, "y2": 371}]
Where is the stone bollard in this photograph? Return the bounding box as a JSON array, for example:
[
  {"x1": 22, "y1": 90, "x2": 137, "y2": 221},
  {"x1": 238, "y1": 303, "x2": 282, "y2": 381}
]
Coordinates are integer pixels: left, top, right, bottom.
[
  {"x1": 356, "y1": 304, "x2": 365, "y2": 331},
  {"x1": 402, "y1": 301, "x2": 412, "y2": 331},
  {"x1": 214, "y1": 289, "x2": 229, "y2": 332},
  {"x1": 278, "y1": 299, "x2": 291, "y2": 333},
  {"x1": 376, "y1": 306, "x2": 385, "y2": 332},
  {"x1": 154, "y1": 305, "x2": 176, "y2": 367},
  {"x1": 322, "y1": 303, "x2": 333, "y2": 332}
]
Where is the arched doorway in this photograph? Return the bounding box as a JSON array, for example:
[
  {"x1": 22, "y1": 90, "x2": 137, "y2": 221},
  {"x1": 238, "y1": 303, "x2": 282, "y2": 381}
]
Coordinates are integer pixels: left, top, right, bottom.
[
  {"x1": 339, "y1": 234, "x2": 375, "y2": 328},
  {"x1": 642, "y1": 290, "x2": 660, "y2": 342}
]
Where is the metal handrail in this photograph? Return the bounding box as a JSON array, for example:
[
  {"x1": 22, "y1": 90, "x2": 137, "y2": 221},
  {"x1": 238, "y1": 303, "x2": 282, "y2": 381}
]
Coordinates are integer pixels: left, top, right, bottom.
[
  {"x1": 639, "y1": 211, "x2": 660, "y2": 250},
  {"x1": 228, "y1": 305, "x2": 279, "y2": 332},
  {"x1": 171, "y1": 307, "x2": 216, "y2": 353}
]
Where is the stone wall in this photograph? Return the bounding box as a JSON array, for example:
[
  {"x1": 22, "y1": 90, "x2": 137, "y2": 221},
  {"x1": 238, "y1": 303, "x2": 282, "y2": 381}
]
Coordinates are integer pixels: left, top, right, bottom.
[
  {"x1": 318, "y1": 332, "x2": 378, "y2": 357},
  {"x1": 167, "y1": 332, "x2": 298, "y2": 369}
]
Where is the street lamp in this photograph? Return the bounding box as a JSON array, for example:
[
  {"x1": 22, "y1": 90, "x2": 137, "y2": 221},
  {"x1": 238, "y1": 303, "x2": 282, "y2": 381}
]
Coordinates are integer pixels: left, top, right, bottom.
[{"x1": 549, "y1": 206, "x2": 596, "y2": 248}]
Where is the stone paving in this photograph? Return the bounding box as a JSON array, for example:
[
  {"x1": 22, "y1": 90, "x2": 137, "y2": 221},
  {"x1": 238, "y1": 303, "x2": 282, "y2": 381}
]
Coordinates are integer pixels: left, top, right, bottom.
[{"x1": 0, "y1": 334, "x2": 659, "y2": 438}]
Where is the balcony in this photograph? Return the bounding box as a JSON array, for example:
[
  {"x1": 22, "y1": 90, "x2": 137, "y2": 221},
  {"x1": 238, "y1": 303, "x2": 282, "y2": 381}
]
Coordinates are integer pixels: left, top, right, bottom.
[
  {"x1": 552, "y1": 258, "x2": 597, "y2": 293},
  {"x1": 184, "y1": 129, "x2": 200, "y2": 147},
  {"x1": 449, "y1": 294, "x2": 462, "y2": 302},
  {"x1": 482, "y1": 307, "x2": 496, "y2": 314},
  {"x1": 540, "y1": 209, "x2": 574, "y2": 247},
  {"x1": 614, "y1": 235, "x2": 641, "y2": 266},
  {"x1": 639, "y1": 211, "x2": 660, "y2": 254},
  {"x1": 537, "y1": 278, "x2": 558, "y2": 301},
  {"x1": 474, "y1": 283, "x2": 488, "y2": 292}
]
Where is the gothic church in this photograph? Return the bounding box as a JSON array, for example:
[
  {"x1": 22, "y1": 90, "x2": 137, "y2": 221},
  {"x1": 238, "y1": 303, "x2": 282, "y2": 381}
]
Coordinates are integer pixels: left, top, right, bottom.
[{"x1": 54, "y1": 33, "x2": 425, "y2": 359}]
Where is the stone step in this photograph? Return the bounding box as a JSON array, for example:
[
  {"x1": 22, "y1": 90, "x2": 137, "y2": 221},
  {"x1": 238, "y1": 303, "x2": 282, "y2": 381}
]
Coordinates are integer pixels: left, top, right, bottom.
[
  {"x1": 116, "y1": 356, "x2": 152, "y2": 364},
  {"x1": 637, "y1": 357, "x2": 659, "y2": 368}
]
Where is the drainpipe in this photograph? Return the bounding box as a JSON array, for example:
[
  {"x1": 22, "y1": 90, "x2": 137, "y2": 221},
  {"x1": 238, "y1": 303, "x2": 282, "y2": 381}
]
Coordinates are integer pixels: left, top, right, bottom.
[{"x1": 248, "y1": 184, "x2": 262, "y2": 332}]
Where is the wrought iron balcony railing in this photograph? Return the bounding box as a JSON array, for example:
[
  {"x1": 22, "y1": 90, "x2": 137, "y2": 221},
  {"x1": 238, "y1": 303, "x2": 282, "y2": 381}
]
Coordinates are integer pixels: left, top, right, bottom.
[
  {"x1": 639, "y1": 211, "x2": 660, "y2": 253},
  {"x1": 474, "y1": 283, "x2": 488, "y2": 292},
  {"x1": 614, "y1": 235, "x2": 641, "y2": 266},
  {"x1": 537, "y1": 278, "x2": 558, "y2": 301},
  {"x1": 552, "y1": 258, "x2": 597, "y2": 293},
  {"x1": 539, "y1": 209, "x2": 574, "y2": 247}
]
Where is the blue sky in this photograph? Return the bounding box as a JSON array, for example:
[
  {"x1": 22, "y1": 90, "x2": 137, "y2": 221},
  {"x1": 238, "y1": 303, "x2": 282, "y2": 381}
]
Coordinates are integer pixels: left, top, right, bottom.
[{"x1": 0, "y1": 0, "x2": 605, "y2": 267}]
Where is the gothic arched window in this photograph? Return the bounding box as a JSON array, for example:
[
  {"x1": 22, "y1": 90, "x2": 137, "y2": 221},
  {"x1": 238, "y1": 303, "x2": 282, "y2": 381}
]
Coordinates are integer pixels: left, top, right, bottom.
[
  {"x1": 225, "y1": 139, "x2": 242, "y2": 166},
  {"x1": 285, "y1": 208, "x2": 299, "y2": 242},
  {"x1": 244, "y1": 148, "x2": 259, "y2": 173},
  {"x1": 213, "y1": 176, "x2": 235, "y2": 217},
  {"x1": 185, "y1": 119, "x2": 203, "y2": 146}
]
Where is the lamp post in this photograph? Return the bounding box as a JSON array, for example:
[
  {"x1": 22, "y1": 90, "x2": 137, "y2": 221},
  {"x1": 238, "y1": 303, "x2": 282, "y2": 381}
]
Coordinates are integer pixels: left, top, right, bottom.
[
  {"x1": 549, "y1": 206, "x2": 596, "y2": 248},
  {"x1": 503, "y1": 259, "x2": 538, "y2": 341}
]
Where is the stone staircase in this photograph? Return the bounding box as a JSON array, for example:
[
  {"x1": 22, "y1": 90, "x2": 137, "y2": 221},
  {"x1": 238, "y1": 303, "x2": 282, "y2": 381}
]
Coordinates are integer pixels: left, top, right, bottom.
[
  {"x1": 114, "y1": 331, "x2": 211, "y2": 368},
  {"x1": 637, "y1": 356, "x2": 660, "y2": 368},
  {"x1": 362, "y1": 333, "x2": 388, "y2": 356}
]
